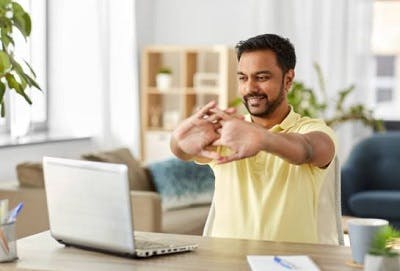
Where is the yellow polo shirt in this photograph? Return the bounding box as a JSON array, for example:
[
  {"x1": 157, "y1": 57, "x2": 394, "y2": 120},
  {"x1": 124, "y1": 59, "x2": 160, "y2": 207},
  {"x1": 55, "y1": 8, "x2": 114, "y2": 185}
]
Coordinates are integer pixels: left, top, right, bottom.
[{"x1": 209, "y1": 109, "x2": 337, "y2": 243}]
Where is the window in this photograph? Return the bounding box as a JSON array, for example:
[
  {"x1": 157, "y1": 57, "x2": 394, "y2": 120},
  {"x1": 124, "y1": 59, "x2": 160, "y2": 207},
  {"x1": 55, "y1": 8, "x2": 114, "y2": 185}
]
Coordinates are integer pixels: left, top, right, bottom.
[
  {"x1": 0, "y1": 0, "x2": 47, "y2": 136},
  {"x1": 371, "y1": 1, "x2": 400, "y2": 121},
  {"x1": 374, "y1": 55, "x2": 396, "y2": 103}
]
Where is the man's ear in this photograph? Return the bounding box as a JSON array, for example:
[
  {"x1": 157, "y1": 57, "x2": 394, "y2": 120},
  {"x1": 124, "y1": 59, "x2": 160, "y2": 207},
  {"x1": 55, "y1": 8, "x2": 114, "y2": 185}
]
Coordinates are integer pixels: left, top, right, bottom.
[{"x1": 284, "y1": 69, "x2": 295, "y2": 91}]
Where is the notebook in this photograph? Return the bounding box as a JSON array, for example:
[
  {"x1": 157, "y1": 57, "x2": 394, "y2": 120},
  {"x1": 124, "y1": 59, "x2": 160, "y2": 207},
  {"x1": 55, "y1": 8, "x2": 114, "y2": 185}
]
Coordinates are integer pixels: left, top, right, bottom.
[
  {"x1": 247, "y1": 255, "x2": 320, "y2": 271},
  {"x1": 42, "y1": 156, "x2": 198, "y2": 258}
]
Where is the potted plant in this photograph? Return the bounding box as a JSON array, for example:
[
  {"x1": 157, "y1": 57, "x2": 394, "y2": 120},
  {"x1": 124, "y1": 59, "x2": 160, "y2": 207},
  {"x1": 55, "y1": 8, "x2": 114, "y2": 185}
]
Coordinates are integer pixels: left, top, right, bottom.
[
  {"x1": 0, "y1": 0, "x2": 41, "y2": 117},
  {"x1": 156, "y1": 67, "x2": 172, "y2": 91},
  {"x1": 287, "y1": 63, "x2": 384, "y2": 131},
  {"x1": 364, "y1": 225, "x2": 400, "y2": 271}
]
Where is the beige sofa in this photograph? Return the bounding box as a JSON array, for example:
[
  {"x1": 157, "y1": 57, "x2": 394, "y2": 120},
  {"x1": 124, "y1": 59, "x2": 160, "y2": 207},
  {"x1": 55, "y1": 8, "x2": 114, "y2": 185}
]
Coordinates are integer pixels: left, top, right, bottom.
[{"x1": 0, "y1": 149, "x2": 211, "y2": 239}]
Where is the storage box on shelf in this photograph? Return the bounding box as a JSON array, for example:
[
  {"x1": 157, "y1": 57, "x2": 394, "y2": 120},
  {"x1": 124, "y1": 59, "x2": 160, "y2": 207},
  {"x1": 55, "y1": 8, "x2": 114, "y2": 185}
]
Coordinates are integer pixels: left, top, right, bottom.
[{"x1": 141, "y1": 45, "x2": 237, "y2": 162}]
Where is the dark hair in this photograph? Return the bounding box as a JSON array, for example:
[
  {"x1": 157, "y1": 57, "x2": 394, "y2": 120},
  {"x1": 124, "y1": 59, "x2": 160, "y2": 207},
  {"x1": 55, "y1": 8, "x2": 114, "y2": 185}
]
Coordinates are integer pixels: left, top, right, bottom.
[{"x1": 235, "y1": 33, "x2": 296, "y2": 73}]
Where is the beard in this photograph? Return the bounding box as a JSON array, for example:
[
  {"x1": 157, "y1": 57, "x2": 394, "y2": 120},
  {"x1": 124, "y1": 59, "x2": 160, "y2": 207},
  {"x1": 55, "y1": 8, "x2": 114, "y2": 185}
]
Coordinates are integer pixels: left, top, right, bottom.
[{"x1": 242, "y1": 83, "x2": 285, "y2": 117}]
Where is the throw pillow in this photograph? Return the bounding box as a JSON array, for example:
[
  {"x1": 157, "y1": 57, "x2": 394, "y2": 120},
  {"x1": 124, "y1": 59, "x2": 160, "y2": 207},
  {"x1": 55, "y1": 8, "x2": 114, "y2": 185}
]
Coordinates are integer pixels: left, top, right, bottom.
[
  {"x1": 147, "y1": 158, "x2": 214, "y2": 210},
  {"x1": 81, "y1": 148, "x2": 153, "y2": 191},
  {"x1": 16, "y1": 162, "x2": 44, "y2": 187}
]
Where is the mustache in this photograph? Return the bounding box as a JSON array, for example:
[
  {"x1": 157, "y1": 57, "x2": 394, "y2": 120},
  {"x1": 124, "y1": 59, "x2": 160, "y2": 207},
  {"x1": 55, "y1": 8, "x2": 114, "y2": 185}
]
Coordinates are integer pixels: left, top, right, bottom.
[{"x1": 243, "y1": 93, "x2": 268, "y2": 101}]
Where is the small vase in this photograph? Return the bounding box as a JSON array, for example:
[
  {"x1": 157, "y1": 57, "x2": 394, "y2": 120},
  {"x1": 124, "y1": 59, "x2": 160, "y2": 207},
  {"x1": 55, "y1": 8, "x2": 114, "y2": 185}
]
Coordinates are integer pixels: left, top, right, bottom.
[
  {"x1": 156, "y1": 73, "x2": 172, "y2": 91},
  {"x1": 364, "y1": 254, "x2": 400, "y2": 271}
]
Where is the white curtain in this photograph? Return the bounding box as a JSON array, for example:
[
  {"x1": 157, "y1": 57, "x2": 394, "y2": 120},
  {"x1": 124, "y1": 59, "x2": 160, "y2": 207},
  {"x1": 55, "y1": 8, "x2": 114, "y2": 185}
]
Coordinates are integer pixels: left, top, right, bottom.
[
  {"x1": 255, "y1": 0, "x2": 374, "y2": 162},
  {"x1": 47, "y1": 0, "x2": 140, "y2": 157},
  {"x1": 97, "y1": 0, "x2": 141, "y2": 157}
]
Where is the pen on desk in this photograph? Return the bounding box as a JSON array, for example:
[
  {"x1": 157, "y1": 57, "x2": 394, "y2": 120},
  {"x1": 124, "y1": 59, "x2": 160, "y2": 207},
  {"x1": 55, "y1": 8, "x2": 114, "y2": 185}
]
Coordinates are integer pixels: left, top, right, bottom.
[
  {"x1": 274, "y1": 256, "x2": 298, "y2": 270},
  {"x1": 7, "y1": 202, "x2": 24, "y2": 223}
]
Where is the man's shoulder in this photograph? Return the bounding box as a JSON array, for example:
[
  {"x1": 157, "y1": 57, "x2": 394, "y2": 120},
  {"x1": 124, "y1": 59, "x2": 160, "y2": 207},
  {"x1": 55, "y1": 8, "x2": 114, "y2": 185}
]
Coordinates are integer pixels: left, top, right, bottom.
[{"x1": 293, "y1": 114, "x2": 330, "y2": 130}]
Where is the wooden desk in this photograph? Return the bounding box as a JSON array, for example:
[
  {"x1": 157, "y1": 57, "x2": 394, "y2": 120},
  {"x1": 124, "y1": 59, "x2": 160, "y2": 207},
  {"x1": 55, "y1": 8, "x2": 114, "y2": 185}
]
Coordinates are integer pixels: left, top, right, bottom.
[{"x1": 0, "y1": 231, "x2": 359, "y2": 271}]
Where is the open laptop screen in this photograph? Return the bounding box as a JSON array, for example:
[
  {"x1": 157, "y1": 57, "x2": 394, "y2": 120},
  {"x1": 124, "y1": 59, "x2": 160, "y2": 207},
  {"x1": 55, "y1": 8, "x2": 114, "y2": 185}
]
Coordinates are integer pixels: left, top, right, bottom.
[{"x1": 43, "y1": 157, "x2": 135, "y2": 254}]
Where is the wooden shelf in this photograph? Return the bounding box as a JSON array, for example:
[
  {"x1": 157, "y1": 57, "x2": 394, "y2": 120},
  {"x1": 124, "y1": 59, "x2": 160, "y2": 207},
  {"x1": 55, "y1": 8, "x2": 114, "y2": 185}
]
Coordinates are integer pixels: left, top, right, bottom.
[
  {"x1": 140, "y1": 45, "x2": 238, "y2": 162},
  {"x1": 146, "y1": 87, "x2": 184, "y2": 94}
]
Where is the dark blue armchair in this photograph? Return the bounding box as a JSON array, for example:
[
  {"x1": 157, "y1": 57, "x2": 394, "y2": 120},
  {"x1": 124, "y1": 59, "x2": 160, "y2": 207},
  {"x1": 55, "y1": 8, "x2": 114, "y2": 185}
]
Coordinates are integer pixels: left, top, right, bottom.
[{"x1": 341, "y1": 132, "x2": 400, "y2": 229}]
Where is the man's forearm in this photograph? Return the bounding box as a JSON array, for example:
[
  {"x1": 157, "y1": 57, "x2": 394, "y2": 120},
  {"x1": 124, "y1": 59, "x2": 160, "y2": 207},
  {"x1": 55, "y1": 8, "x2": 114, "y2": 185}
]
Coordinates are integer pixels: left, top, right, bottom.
[
  {"x1": 261, "y1": 131, "x2": 334, "y2": 167},
  {"x1": 170, "y1": 136, "x2": 194, "y2": 161}
]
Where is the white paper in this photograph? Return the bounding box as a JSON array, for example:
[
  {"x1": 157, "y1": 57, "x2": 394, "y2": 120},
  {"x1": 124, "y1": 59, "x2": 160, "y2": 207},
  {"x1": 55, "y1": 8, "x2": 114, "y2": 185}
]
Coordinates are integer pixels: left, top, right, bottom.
[{"x1": 247, "y1": 255, "x2": 321, "y2": 271}]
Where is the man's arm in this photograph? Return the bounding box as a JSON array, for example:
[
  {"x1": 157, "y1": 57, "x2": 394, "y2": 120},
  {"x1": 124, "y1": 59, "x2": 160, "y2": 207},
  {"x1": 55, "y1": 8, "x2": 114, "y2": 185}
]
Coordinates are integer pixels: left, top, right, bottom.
[
  {"x1": 212, "y1": 112, "x2": 335, "y2": 167},
  {"x1": 260, "y1": 131, "x2": 335, "y2": 167}
]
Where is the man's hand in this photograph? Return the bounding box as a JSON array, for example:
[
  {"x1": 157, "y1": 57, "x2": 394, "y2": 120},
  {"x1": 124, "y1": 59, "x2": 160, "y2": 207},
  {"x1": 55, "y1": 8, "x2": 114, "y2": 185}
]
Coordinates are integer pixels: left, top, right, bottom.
[
  {"x1": 210, "y1": 108, "x2": 335, "y2": 167},
  {"x1": 171, "y1": 101, "x2": 223, "y2": 160},
  {"x1": 211, "y1": 108, "x2": 266, "y2": 164}
]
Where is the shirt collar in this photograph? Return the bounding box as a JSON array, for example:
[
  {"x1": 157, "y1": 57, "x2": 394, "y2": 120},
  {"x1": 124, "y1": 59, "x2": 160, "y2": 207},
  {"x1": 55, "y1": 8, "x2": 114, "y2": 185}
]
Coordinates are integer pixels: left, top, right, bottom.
[{"x1": 245, "y1": 106, "x2": 300, "y2": 131}]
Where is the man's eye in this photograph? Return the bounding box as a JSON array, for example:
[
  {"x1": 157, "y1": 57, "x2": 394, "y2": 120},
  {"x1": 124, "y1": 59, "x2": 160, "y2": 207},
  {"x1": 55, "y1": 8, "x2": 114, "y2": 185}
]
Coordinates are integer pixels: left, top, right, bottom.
[
  {"x1": 257, "y1": 76, "x2": 268, "y2": 81},
  {"x1": 238, "y1": 76, "x2": 246, "y2": 81}
]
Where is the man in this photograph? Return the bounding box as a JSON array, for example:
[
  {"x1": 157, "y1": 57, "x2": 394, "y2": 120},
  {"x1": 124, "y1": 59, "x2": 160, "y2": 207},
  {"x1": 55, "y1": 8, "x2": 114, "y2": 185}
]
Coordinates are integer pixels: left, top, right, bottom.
[{"x1": 170, "y1": 34, "x2": 336, "y2": 243}]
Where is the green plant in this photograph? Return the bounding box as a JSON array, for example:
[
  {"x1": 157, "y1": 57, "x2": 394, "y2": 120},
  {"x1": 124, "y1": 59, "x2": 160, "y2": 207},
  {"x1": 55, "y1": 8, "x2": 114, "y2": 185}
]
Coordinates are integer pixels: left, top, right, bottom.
[
  {"x1": 287, "y1": 63, "x2": 384, "y2": 131},
  {"x1": 158, "y1": 67, "x2": 172, "y2": 74},
  {"x1": 0, "y1": 0, "x2": 41, "y2": 117},
  {"x1": 369, "y1": 225, "x2": 400, "y2": 257}
]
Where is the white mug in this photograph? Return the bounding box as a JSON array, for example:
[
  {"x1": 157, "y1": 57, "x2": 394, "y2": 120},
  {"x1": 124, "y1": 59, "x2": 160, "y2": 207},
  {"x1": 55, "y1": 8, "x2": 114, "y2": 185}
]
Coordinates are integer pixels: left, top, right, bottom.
[{"x1": 348, "y1": 218, "x2": 389, "y2": 264}]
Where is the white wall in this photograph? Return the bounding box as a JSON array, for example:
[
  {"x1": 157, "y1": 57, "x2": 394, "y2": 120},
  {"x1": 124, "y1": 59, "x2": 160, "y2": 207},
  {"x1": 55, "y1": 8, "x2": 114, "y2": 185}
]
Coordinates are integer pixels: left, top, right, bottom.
[
  {"x1": 153, "y1": 0, "x2": 260, "y2": 45},
  {"x1": 0, "y1": 139, "x2": 95, "y2": 182},
  {"x1": 136, "y1": 0, "x2": 272, "y2": 47}
]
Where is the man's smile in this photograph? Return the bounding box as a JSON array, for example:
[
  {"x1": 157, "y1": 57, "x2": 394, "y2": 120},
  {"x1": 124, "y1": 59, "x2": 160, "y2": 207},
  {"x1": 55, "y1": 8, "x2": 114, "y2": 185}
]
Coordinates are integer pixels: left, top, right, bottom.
[{"x1": 244, "y1": 94, "x2": 268, "y2": 107}]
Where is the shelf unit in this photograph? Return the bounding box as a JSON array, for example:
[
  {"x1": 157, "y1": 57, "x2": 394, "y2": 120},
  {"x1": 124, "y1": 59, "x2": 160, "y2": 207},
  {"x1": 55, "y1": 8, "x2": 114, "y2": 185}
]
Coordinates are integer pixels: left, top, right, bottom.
[{"x1": 140, "y1": 45, "x2": 238, "y2": 162}]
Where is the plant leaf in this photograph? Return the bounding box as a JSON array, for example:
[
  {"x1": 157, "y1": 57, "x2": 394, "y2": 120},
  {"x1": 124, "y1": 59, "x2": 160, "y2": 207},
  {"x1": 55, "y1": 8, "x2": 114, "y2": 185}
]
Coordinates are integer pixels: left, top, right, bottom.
[
  {"x1": 336, "y1": 85, "x2": 355, "y2": 111},
  {"x1": 1, "y1": 33, "x2": 15, "y2": 48},
  {"x1": 228, "y1": 97, "x2": 242, "y2": 108},
  {"x1": 23, "y1": 60, "x2": 37, "y2": 77},
  {"x1": 11, "y1": 1, "x2": 25, "y2": 14},
  {"x1": 9, "y1": 56, "x2": 41, "y2": 91},
  {"x1": 0, "y1": 101, "x2": 5, "y2": 118},
  {"x1": 12, "y1": 2, "x2": 31, "y2": 38},
  {"x1": 0, "y1": 81, "x2": 5, "y2": 104},
  {"x1": 8, "y1": 56, "x2": 41, "y2": 91},
  {"x1": 0, "y1": 51, "x2": 11, "y2": 73},
  {"x1": 5, "y1": 73, "x2": 21, "y2": 91},
  {"x1": 313, "y1": 62, "x2": 327, "y2": 103},
  {"x1": 5, "y1": 73, "x2": 32, "y2": 104},
  {"x1": 23, "y1": 72, "x2": 42, "y2": 91},
  {"x1": 0, "y1": 0, "x2": 12, "y2": 7},
  {"x1": 369, "y1": 225, "x2": 400, "y2": 256}
]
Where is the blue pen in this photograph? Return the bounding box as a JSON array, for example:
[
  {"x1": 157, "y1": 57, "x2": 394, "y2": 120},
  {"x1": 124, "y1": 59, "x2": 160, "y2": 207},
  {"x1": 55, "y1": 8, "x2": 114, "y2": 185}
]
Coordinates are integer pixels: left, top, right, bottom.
[
  {"x1": 7, "y1": 202, "x2": 24, "y2": 223},
  {"x1": 274, "y1": 256, "x2": 298, "y2": 270}
]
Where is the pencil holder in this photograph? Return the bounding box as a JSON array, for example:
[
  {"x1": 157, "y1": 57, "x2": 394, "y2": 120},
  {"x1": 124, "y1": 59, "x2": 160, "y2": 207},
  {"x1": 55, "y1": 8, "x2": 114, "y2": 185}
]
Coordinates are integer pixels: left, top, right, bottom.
[{"x1": 0, "y1": 221, "x2": 17, "y2": 262}]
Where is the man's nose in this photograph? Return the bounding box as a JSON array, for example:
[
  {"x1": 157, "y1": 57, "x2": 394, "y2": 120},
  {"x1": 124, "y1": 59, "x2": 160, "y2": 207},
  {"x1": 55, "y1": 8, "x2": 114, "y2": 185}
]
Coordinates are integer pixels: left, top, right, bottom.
[{"x1": 244, "y1": 79, "x2": 259, "y2": 93}]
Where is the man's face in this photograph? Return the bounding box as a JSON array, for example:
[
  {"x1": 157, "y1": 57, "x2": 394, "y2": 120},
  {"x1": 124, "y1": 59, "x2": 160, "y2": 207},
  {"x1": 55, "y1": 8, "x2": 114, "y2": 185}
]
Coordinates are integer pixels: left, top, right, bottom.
[{"x1": 237, "y1": 50, "x2": 292, "y2": 117}]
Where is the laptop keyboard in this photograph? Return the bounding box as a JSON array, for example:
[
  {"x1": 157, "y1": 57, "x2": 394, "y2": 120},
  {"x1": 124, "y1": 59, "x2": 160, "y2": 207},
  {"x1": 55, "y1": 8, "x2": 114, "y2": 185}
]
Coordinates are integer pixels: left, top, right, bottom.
[{"x1": 134, "y1": 239, "x2": 173, "y2": 250}]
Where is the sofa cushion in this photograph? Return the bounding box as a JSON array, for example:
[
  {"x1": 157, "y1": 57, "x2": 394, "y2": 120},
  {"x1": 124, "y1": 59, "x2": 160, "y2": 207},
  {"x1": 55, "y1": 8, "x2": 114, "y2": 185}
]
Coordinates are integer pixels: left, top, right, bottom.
[
  {"x1": 349, "y1": 191, "x2": 400, "y2": 219},
  {"x1": 81, "y1": 148, "x2": 153, "y2": 191},
  {"x1": 16, "y1": 162, "x2": 45, "y2": 188},
  {"x1": 147, "y1": 158, "x2": 214, "y2": 210},
  {"x1": 162, "y1": 205, "x2": 210, "y2": 235}
]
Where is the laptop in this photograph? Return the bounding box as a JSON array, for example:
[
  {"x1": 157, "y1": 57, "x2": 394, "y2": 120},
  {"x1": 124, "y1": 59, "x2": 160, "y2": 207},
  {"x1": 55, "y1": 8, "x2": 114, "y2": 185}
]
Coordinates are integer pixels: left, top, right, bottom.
[{"x1": 42, "y1": 156, "x2": 198, "y2": 258}]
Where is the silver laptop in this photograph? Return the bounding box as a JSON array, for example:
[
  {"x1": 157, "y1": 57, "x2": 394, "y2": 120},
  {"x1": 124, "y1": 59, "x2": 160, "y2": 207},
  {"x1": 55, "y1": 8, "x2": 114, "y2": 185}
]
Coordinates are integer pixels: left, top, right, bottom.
[{"x1": 42, "y1": 156, "x2": 198, "y2": 258}]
